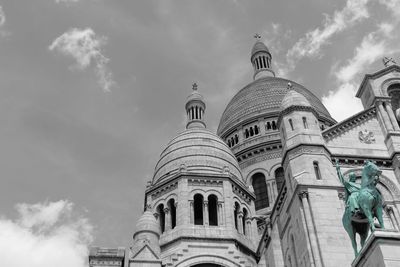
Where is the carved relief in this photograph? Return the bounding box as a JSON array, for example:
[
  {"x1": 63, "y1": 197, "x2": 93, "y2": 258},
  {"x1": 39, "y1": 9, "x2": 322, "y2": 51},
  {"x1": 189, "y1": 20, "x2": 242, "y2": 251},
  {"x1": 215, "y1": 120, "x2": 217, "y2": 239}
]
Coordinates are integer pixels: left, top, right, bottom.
[
  {"x1": 188, "y1": 178, "x2": 223, "y2": 187},
  {"x1": 151, "y1": 181, "x2": 178, "y2": 200},
  {"x1": 358, "y1": 130, "x2": 376, "y2": 144}
]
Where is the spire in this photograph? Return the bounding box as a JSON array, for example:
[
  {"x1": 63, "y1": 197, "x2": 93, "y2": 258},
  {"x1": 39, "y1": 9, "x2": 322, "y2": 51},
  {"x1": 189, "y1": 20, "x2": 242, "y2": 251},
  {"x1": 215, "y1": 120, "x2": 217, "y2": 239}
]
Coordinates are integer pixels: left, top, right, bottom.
[
  {"x1": 185, "y1": 83, "x2": 206, "y2": 129},
  {"x1": 251, "y1": 34, "x2": 275, "y2": 80}
]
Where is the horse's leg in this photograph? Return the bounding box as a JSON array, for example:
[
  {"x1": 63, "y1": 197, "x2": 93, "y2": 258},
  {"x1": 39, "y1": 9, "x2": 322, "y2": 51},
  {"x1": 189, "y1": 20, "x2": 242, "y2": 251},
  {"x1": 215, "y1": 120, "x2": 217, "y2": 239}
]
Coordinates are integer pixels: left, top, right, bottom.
[
  {"x1": 375, "y1": 206, "x2": 385, "y2": 229},
  {"x1": 359, "y1": 195, "x2": 375, "y2": 232},
  {"x1": 343, "y1": 212, "x2": 358, "y2": 257}
]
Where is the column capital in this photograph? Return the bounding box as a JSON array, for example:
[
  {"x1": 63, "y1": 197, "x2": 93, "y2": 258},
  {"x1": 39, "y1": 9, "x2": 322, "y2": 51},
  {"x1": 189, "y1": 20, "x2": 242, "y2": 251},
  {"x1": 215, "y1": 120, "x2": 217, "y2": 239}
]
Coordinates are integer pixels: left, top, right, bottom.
[
  {"x1": 163, "y1": 207, "x2": 170, "y2": 213},
  {"x1": 299, "y1": 190, "x2": 309, "y2": 199},
  {"x1": 153, "y1": 212, "x2": 159, "y2": 219}
]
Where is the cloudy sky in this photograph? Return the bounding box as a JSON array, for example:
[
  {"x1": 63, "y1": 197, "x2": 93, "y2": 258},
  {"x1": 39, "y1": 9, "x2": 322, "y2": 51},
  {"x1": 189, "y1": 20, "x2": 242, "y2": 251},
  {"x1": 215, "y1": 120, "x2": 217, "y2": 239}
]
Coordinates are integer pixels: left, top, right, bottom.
[{"x1": 0, "y1": 0, "x2": 399, "y2": 266}]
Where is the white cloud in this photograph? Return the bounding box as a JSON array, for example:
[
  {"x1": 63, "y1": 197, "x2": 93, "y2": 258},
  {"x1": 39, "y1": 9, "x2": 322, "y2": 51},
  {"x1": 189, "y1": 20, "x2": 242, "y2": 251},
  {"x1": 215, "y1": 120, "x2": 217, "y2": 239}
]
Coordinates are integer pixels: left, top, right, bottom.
[
  {"x1": 0, "y1": 6, "x2": 5, "y2": 27},
  {"x1": 0, "y1": 200, "x2": 93, "y2": 267},
  {"x1": 322, "y1": 83, "x2": 363, "y2": 121},
  {"x1": 287, "y1": 0, "x2": 370, "y2": 68},
  {"x1": 49, "y1": 28, "x2": 115, "y2": 92}
]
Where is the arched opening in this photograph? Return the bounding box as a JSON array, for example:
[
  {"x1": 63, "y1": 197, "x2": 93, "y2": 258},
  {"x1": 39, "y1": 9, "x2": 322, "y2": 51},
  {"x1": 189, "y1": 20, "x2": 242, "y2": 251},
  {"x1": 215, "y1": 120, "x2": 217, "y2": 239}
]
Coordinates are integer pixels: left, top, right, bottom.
[
  {"x1": 227, "y1": 139, "x2": 231, "y2": 147},
  {"x1": 388, "y1": 83, "x2": 400, "y2": 112},
  {"x1": 302, "y1": 117, "x2": 308, "y2": 129},
  {"x1": 194, "y1": 194, "x2": 204, "y2": 225},
  {"x1": 289, "y1": 119, "x2": 294, "y2": 130},
  {"x1": 250, "y1": 127, "x2": 254, "y2": 136},
  {"x1": 275, "y1": 167, "x2": 285, "y2": 193},
  {"x1": 234, "y1": 202, "x2": 240, "y2": 230},
  {"x1": 266, "y1": 121, "x2": 271, "y2": 130},
  {"x1": 254, "y1": 125, "x2": 259, "y2": 135},
  {"x1": 262, "y1": 56, "x2": 267, "y2": 69},
  {"x1": 157, "y1": 204, "x2": 165, "y2": 233},
  {"x1": 234, "y1": 134, "x2": 239, "y2": 144},
  {"x1": 245, "y1": 129, "x2": 249, "y2": 138},
  {"x1": 313, "y1": 161, "x2": 321, "y2": 180},
  {"x1": 208, "y1": 195, "x2": 218, "y2": 226},
  {"x1": 168, "y1": 199, "x2": 176, "y2": 229},
  {"x1": 252, "y1": 173, "x2": 269, "y2": 210},
  {"x1": 231, "y1": 137, "x2": 234, "y2": 146},
  {"x1": 242, "y1": 208, "x2": 248, "y2": 235},
  {"x1": 272, "y1": 121, "x2": 277, "y2": 130}
]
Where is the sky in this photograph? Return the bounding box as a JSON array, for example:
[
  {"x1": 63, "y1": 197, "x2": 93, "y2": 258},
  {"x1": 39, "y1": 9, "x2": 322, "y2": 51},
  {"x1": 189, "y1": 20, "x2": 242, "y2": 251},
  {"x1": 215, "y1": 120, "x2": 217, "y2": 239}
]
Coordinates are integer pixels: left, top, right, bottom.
[{"x1": 0, "y1": 0, "x2": 399, "y2": 266}]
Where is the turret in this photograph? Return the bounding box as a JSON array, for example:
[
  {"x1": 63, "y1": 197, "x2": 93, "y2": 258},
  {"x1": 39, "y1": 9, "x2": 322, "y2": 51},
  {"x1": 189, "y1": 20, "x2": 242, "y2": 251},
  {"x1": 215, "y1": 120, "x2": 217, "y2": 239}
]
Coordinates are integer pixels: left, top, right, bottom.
[
  {"x1": 251, "y1": 34, "x2": 275, "y2": 80},
  {"x1": 185, "y1": 83, "x2": 206, "y2": 129}
]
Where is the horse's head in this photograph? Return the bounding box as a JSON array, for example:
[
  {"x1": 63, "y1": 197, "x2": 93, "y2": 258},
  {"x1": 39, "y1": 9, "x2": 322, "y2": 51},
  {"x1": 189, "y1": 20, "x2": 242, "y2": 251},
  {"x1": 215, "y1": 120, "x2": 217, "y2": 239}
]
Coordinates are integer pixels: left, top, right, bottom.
[{"x1": 361, "y1": 160, "x2": 382, "y2": 187}]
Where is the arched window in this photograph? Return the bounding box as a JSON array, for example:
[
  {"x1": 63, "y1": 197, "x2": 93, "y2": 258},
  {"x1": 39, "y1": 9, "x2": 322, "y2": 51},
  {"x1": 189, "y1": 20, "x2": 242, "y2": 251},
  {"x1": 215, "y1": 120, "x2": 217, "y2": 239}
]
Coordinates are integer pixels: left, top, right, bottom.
[
  {"x1": 157, "y1": 204, "x2": 165, "y2": 233},
  {"x1": 266, "y1": 122, "x2": 271, "y2": 130},
  {"x1": 242, "y1": 208, "x2": 248, "y2": 235},
  {"x1": 250, "y1": 127, "x2": 254, "y2": 136},
  {"x1": 252, "y1": 173, "x2": 269, "y2": 210},
  {"x1": 227, "y1": 139, "x2": 231, "y2": 147},
  {"x1": 235, "y1": 134, "x2": 239, "y2": 144},
  {"x1": 245, "y1": 129, "x2": 249, "y2": 138},
  {"x1": 254, "y1": 125, "x2": 259, "y2": 135},
  {"x1": 208, "y1": 195, "x2": 218, "y2": 226},
  {"x1": 262, "y1": 56, "x2": 267, "y2": 69},
  {"x1": 275, "y1": 167, "x2": 285, "y2": 193},
  {"x1": 388, "y1": 83, "x2": 400, "y2": 111},
  {"x1": 272, "y1": 121, "x2": 277, "y2": 130},
  {"x1": 168, "y1": 199, "x2": 176, "y2": 229},
  {"x1": 194, "y1": 194, "x2": 204, "y2": 225},
  {"x1": 289, "y1": 119, "x2": 294, "y2": 130},
  {"x1": 313, "y1": 161, "x2": 322, "y2": 180},
  {"x1": 303, "y1": 117, "x2": 308, "y2": 129},
  {"x1": 234, "y1": 202, "x2": 240, "y2": 230},
  {"x1": 231, "y1": 137, "x2": 234, "y2": 146}
]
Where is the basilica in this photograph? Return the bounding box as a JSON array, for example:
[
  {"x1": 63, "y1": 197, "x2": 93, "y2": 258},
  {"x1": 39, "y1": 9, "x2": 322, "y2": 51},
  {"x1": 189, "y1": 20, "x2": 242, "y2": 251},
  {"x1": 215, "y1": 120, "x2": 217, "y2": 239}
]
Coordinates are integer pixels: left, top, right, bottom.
[{"x1": 89, "y1": 38, "x2": 400, "y2": 267}]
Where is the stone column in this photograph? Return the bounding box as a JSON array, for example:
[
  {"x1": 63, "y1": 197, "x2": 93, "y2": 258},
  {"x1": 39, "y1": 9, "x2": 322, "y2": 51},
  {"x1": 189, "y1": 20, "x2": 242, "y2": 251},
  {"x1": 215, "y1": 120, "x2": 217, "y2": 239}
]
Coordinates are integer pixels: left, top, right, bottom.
[
  {"x1": 385, "y1": 102, "x2": 400, "y2": 131},
  {"x1": 218, "y1": 202, "x2": 224, "y2": 225},
  {"x1": 245, "y1": 218, "x2": 252, "y2": 239},
  {"x1": 164, "y1": 207, "x2": 171, "y2": 231},
  {"x1": 203, "y1": 201, "x2": 209, "y2": 226},
  {"x1": 189, "y1": 200, "x2": 194, "y2": 224},
  {"x1": 299, "y1": 191, "x2": 321, "y2": 267},
  {"x1": 237, "y1": 211, "x2": 244, "y2": 234},
  {"x1": 378, "y1": 102, "x2": 394, "y2": 131}
]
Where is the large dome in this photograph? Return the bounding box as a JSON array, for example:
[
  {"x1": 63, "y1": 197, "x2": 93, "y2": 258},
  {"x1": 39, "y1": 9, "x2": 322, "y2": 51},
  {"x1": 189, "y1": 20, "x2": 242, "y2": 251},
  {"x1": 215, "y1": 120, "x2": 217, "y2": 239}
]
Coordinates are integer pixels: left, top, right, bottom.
[
  {"x1": 152, "y1": 128, "x2": 242, "y2": 184},
  {"x1": 217, "y1": 77, "x2": 335, "y2": 135}
]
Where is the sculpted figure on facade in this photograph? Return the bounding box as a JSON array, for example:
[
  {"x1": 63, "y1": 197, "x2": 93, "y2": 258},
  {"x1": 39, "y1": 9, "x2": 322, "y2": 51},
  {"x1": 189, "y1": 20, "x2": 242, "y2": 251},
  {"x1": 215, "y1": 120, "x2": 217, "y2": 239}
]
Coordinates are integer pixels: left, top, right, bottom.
[{"x1": 337, "y1": 160, "x2": 385, "y2": 256}]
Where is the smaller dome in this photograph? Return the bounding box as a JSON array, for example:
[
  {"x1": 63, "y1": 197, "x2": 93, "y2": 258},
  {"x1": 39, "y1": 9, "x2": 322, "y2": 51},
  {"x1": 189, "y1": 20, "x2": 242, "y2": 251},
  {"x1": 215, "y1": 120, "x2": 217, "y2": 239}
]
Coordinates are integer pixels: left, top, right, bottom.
[
  {"x1": 281, "y1": 90, "x2": 311, "y2": 110},
  {"x1": 251, "y1": 41, "x2": 270, "y2": 59},
  {"x1": 134, "y1": 211, "x2": 160, "y2": 237}
]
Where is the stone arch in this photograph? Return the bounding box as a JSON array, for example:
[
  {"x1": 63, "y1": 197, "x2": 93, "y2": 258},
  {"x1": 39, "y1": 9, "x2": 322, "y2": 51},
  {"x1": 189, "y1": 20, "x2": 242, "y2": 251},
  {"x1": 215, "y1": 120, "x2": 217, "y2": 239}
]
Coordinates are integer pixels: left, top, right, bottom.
[
  {"x1": 246, "y1": 168, "x2": 269, "y2": 184},
  {"x1": 342, "y1": 169, "x2": 400, "y2": 200},
  {"x1": 175, "y1": 254, "x2": 241, "y2": 267},
  {"x1": 203, "y1": 189, "x2": 223, "y2": 200},
  {"x1": 165, "y1": 193, "x2": 178, "y2": 205},
  {"x1": 189, "y1": 189, "x2": 207, "y2": 199},
  {"x1": 381, "y1": 78, "x2": 400, "y2": 97}
]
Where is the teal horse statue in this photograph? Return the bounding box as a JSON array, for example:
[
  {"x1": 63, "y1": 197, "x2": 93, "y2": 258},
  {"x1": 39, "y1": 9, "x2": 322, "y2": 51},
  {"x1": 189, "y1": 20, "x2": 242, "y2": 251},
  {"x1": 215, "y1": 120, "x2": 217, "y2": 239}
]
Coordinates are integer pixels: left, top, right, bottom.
[{"x1": 336, "y1": 160, "x2": 384, "y2": 257}]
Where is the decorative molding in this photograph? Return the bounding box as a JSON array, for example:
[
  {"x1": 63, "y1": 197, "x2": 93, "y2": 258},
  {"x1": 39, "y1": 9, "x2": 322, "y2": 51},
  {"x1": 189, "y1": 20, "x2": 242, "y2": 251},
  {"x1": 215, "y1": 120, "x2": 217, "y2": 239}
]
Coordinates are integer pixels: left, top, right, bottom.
[
  {"x1": 323, "y1": 108, "x2": 376, "y2": 141},
  {"x1": 232, "y1": 184, "x2": 252, "y2": 204},
  {"x1": 358, "y1": 129, "x2": 376, "y2": 144},
  {"x1": 151, "y1": 181, "x2": 178, "y2": 200},
  {"x1": 188, "y1": 178, "x2": 223, "y2": 187},
  {"x1": 239, "y1": 150, "x2": 282, "y2": 168}
]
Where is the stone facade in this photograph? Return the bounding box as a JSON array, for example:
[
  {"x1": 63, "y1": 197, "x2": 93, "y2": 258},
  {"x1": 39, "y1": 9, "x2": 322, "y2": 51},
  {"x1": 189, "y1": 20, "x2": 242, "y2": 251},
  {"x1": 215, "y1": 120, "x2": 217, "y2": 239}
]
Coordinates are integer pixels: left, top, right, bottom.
[{"x1": 92, "y1": 41, "x2": 400, "y2": 267}]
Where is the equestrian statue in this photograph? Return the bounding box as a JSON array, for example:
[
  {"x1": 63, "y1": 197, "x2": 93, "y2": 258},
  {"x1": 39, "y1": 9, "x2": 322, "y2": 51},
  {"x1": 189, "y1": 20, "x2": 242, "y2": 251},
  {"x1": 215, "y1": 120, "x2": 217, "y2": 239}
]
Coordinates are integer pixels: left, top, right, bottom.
[{"x1": 335, "y1": 160, "x2": 384, "y2": 257}]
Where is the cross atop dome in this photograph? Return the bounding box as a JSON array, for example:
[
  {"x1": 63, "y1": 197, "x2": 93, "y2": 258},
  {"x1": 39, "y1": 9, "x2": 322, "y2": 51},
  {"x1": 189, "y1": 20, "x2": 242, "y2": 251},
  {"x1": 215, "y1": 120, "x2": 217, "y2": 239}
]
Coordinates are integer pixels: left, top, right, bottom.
[
  {"x1": 192, "y1": 82, "x2": 198, "y2": 91},
  {"x1": 254, "y1": 33, "x2": 261, "y2": 40}
]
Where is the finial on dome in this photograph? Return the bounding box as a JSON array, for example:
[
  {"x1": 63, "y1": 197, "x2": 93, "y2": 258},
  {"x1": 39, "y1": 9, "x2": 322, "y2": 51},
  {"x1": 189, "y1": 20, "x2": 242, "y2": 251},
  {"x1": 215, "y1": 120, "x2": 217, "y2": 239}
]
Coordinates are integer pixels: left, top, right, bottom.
[
  {"x1": 185, "y1": 83, "x2": 206, "y2": 129},
  {"x1": 251, "y1": 36, "x2": 275, "y2": 80},
  {"x1": 287, "y1": 82, "x2": 293, "y2": 90}
]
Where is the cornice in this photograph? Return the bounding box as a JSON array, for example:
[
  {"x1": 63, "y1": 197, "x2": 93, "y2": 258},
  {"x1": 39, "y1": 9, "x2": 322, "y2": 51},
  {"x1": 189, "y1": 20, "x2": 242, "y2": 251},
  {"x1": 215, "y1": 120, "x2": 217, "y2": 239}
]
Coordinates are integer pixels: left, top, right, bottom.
[
  {"x1": 322, "y1": 107, "x2": 376, "y2": 141},
  {"x1": 356, "y1": 65, "x2": 400, "y2": 97}
]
